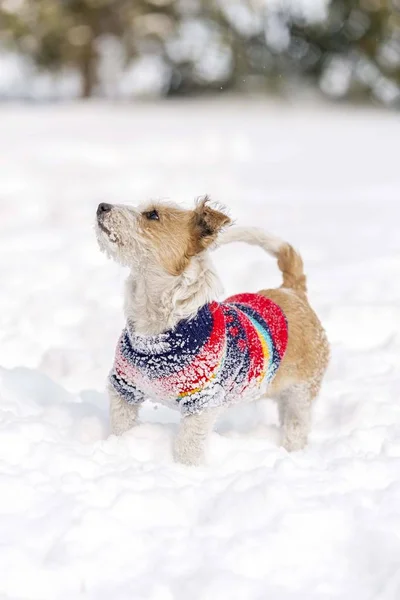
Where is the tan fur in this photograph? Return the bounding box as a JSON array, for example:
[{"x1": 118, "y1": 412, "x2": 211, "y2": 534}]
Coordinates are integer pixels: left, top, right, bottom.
[
  {"x1": 263, "y1": 287, "x2": 329, "y2": 399},
  {"x1": 134, "y1": 199, "x2": 231, "y2": 276},
  {"x1": 261, "y1": 242, "x2": 329, "y2": 397},
  {"x1": 277, "y1": 244, "x2": 307, "y2": 293},
  {"x1": 189, "y1": 196, "x2": 232, "y2": 255},
  {"x1": 139, "y1": 204, "x2": 194, "y2": 276}
]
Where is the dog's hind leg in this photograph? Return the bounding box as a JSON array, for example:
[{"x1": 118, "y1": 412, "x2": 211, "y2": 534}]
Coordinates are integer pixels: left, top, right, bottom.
[
  {"x1": 277, "y1": 382, "x2": 315, "y2": 452},
  {"x1": 109, "y1": 384, "x2": 140, "y2": 436}
]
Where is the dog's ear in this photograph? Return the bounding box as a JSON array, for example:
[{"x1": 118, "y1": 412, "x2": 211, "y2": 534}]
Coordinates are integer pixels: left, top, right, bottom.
[{"x1": 190, "y1": 196, "x2": 231, "y2": 254}]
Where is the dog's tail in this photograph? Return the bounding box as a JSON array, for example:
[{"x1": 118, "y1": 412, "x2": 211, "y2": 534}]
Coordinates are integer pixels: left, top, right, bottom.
[{"x1": 219, "y1": 226, "x2": 307, "y2": 293}]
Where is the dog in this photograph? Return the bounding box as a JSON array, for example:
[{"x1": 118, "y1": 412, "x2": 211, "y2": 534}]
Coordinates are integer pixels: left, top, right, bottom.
[{"x1": 95, "y1": 197, "x2": 329, "y2": 465}]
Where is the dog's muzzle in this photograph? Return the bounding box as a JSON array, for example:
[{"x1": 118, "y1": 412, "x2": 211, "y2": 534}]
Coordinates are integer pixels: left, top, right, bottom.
[
  {"x1": 97, "y1": 203, "x2": 113, "y2": 235},
  {"x1": 97, "y1": 202, "x2": 113, "y2": 216}
]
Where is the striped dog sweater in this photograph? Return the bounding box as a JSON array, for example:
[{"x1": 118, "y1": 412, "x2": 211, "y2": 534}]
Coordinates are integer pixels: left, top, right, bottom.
[{"x1": 110, "y1": 293, "x2": 288, "y2": 415}]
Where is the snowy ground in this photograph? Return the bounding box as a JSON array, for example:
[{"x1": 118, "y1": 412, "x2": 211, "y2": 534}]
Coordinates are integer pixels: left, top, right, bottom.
[{"x1": 0, "y1": 98, "x2": 400, "y2": 599}]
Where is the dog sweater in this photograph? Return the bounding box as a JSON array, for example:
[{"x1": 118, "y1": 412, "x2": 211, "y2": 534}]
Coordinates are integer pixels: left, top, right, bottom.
[{"x1": 110, "y1": 293, "x2": 288, "y2": 415}]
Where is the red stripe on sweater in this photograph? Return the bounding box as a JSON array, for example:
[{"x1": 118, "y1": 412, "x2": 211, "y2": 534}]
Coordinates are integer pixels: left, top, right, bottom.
[
  {"x1": 228, "y1": 304, "x2": 264, "y2": 384},
  {"x1": 225, "y1": 293, "x2": 288, "y2": 359},
  {"x1": 162, "y1": 301, "x2": 225, "y2": 395}
]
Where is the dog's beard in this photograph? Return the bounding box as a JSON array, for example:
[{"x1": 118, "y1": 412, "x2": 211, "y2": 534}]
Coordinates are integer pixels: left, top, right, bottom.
[{"x1": 95, "y1": 223, "x2": 119, "y2": 258}]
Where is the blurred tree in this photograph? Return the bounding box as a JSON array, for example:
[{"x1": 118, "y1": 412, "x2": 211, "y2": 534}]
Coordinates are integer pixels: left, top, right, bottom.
[
  {"x1": 287, "y1": 0, "x2": 400, "y2": 102},
  {"x1": 0, "y1": 0, "x2": 178, "y2": 97},
  {"x1": 0, "y1": 0, "x2": 399, "y2": 103}
]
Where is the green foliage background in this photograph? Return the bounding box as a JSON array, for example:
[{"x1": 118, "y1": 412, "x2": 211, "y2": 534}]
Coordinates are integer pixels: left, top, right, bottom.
[{"x1": 0, "y1": 0, "x2": 399, "y2": 103}]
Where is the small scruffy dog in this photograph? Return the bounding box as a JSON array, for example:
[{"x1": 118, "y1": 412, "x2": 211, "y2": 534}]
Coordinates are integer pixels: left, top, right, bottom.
[{"x1": 96, "y1": 197, "x2": 329, "y2": 465}]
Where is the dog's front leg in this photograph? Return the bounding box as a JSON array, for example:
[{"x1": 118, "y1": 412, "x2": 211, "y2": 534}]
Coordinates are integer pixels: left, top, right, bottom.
[
  {"x1": 173, "y1": 407, "x2": 221, "y2": 466},
  {"x1": 108, "y1": 383, "x2": 141, "y2": 436}
]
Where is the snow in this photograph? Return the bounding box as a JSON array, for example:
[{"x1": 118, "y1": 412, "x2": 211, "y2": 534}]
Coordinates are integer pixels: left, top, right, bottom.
[{"x1": 1, "y1": 97, "x2": 400, "y2": 599}]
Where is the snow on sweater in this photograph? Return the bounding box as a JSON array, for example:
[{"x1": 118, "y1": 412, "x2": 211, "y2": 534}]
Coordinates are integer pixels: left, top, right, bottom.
[{"x1": 110, "y1": 293, "x2": 288, "y2": 415}]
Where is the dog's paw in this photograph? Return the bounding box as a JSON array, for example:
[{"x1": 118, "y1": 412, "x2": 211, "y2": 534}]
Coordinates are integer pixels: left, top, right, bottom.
[
  {"x1": 110, "y1": 422, "x2": 138, "y2": 436},
  {"x1": 110, "y1": 400, "x2": 140, "y2": 437},
  {"x1": 281, "y1": 430, "x2": 308, "y2": 452},
  {"x1": 173, "y1": 436, "x2": 204, "y2": 466},
  {"x1": 110, "y1": 413, "x2": 140, "y2": 436}
]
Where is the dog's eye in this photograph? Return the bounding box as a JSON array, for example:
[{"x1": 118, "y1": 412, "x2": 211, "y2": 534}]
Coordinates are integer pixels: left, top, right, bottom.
[{"x1": 144, "y1": 210, "x2": 159, "y2": 221}]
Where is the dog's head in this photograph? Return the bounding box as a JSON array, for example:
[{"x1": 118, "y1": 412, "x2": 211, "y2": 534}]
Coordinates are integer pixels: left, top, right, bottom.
[{"x1": 95, "y1": 197, "x2": 231, "y2": 275}]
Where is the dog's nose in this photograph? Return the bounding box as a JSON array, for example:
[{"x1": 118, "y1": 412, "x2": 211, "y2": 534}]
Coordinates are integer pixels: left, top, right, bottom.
[{"x1": 97, "y1": 202, "x2": 112, "y2": 216}]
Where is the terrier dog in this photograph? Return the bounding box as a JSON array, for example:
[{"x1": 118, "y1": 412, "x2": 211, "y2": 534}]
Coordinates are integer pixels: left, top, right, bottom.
[{"x1": 96, "y1": 197, "x2": 329, "y2": 465}]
